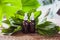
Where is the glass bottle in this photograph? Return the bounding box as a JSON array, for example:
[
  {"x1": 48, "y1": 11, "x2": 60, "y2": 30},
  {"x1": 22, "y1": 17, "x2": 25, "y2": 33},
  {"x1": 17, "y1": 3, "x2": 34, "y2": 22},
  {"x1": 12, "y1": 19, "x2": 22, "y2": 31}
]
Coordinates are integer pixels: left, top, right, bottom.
[
  {"x1": 29, "y1": 13, "x2": 35, "y2": 33},
  {"x1": 22, "y1": 13, "x2": 29, "y2": 33}
]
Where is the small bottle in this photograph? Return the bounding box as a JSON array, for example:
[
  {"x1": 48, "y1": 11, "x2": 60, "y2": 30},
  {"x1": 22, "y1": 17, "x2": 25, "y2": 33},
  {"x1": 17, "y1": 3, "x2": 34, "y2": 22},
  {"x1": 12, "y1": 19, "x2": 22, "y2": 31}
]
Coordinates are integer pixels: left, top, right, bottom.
[
  {"x1": 22, "y1": 13, "x2": 29, "y2": 33},
  {"x1": 29, "y1": 12, "x2": 35, "y2": 33}
]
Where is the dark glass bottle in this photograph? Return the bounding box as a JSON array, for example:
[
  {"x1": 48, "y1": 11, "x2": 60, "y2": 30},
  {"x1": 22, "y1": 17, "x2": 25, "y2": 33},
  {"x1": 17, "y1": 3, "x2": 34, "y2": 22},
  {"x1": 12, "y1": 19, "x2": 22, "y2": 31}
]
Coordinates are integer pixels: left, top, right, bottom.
[
  {"x1": 29, "y1": 13, "x2": 35, "y2": 33},
  {"x1": 22, "y1": 13, "x2": 29, "y2": 33},
  {"x1": 29, "y1": 20, "x2": 35, "y2": 33},
  {"x1": 22, "y1": 20, "x2": 29, "y2": 33}
]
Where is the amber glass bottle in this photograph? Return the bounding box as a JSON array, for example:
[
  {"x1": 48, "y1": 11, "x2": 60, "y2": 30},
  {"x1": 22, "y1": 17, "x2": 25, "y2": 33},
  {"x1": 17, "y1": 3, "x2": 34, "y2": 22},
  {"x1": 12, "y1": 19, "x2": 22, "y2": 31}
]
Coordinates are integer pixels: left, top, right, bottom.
[
  {"x1": 22, "y1": 13, "x2": 29, "y2": 33},
  {"x1": 29, "y1": 13, "x2": 35, "y2": 33}
]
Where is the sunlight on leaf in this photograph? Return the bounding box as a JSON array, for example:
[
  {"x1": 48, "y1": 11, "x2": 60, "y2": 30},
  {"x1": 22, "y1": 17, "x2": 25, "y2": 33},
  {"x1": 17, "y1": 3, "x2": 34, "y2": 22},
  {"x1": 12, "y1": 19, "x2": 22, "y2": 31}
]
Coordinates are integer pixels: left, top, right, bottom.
[{"x1": 0, "y1": 0, "x2": 22, "y2": 22}]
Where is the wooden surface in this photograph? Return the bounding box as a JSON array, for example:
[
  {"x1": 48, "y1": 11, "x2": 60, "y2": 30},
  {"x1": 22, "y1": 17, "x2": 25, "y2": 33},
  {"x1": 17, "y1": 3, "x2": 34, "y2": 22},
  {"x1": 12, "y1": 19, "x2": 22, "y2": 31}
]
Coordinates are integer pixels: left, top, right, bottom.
[{"x1": 0, "y1": 31, "x2": 60, "y2": 40}]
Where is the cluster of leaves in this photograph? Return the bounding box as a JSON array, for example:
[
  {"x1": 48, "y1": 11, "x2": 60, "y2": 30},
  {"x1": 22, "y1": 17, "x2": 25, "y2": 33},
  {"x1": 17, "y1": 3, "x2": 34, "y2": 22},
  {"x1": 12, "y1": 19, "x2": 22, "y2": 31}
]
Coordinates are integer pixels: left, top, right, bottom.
[
  {"x1": 0, "y1": 0, "x2": 40, "y2": 24},
  {"x1": 36, "y1": 21, "x2": 59, "y2": 36},
  {"x1": 2, "y1": 9, "x2": 41, "y2": 35},
  {"x1": 2, "y1": 17, "x2": 22, "y2": 34}
]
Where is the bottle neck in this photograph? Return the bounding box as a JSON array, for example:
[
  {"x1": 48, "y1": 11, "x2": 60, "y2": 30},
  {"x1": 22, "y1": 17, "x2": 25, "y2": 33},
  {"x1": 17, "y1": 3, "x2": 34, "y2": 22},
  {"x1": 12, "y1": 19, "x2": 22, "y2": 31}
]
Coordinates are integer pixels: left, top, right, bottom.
[{"x1": 30, "y1": 20, "x2": 35, "y2": 22}]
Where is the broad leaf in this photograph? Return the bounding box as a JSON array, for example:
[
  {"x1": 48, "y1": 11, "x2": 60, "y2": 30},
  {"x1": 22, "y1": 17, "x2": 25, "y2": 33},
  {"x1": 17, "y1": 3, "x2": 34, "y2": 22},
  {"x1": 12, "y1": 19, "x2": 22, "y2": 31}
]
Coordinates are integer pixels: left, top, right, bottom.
[
  {"x1": 0, "y1": 0, "x2": 22, "y2": 23},
  {"x1": 13, "y1": 26, "x2": 22, "y2": 33},
  {"x1": 21, "y1": 0, "x2": 40, "y2": 12},
  {"x1": 0, "y1": 6, "x2": 3, "y2": 24},
  {"x1": 2, "y1": 27, "x2": 16, "y2": 34},
  {"x1": 36, "y1": 21, "x2": 59, "y2": 36},
  {"x1": 34, "y1": 11, "x2": 41, "y2": 24}
]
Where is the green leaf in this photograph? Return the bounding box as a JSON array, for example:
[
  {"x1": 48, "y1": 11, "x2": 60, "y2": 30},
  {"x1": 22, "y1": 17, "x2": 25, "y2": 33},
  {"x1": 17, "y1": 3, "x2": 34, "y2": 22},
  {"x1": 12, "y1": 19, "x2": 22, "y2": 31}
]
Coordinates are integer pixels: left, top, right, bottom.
[
  {"x1": 2, "y1": 27, "x2": 16, "y2": 33},
  {"x1": 10, "y1": 17, "x2": 23, "y2": 25},
  {"x1": 0, "y1": 6, "x2": 3, "y2": 24},
  {"x1": 2, "y1": 29, "x2": 12, "y2": 33},
  {"x1": 21, "y1": 0, "x2": 40, "y2": 12},
  {"x1": 57, "y1": 27, "x2": 60, "y2": 31},
  {"x1": 13, "y1": 26, "x2": 22, "y2": 32},
  {"x1": 2, "y1": 25, "x2": 22, "y2": 34},
  {"x1": 34, "y1": 11, "x2": 41, "y2": 24},
  {"x1": 36, "y1": 21, "x2": 59, "y2": 36},
  {"x1": 34, "y1": 11, "x2": 41, "y2": 19},
  {"x1": 3, "y1": 0, "x2": 22, "y2": 18},
  {"x1": 17, "y1": 10, "x2": 25, "y2": 16},
  {"x1": 2, "y1": 20, "x2": 10, "y2": 24},
  {"x1": 0, "y1": 0, "x2": 22, "y2": 22}
]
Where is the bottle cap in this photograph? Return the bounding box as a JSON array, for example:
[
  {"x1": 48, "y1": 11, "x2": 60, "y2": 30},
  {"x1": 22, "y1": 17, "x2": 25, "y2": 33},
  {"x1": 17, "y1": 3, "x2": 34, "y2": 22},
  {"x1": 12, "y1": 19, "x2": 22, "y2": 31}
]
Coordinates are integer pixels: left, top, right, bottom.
[
  {"x1": 30, "y1": 12, "x2": 34, "y2": 20},
  {"x1": 24, "y1": 13, "x2": 28, "y2": 20}
]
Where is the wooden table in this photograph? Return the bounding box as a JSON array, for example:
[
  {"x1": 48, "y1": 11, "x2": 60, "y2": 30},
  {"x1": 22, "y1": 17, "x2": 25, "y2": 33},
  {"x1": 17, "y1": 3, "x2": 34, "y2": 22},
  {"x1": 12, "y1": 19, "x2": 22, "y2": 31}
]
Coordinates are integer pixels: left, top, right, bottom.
[{"x1": 0, "y1": 31, "x2": 60, "y2": 40}]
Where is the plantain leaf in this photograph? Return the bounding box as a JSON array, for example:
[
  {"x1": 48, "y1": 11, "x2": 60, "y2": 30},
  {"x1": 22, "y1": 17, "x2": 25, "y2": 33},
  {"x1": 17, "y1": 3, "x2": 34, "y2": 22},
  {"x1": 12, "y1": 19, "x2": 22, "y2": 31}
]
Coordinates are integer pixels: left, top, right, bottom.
[
  {"x1": 21, "y1": 0, "x2": 40, "y2": 12},
  {"x1": 0, "y1": 6, "x2": 3, "y2": 24},
  {"x1": 13, "y1": 26, "x2": 22, "y2": 33},
  {"x1": 2, "y1": 27, "x2": 16, "y2": 34},
  {"x1": 0, "y1": 0, "x2": 22, "y2": 23},
  {"x1": 34, "y1": 11, "x2": 41, "y2": 24},
  {"x1": 36, "y1": 21, "x2": 59, "y2": 36}
]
